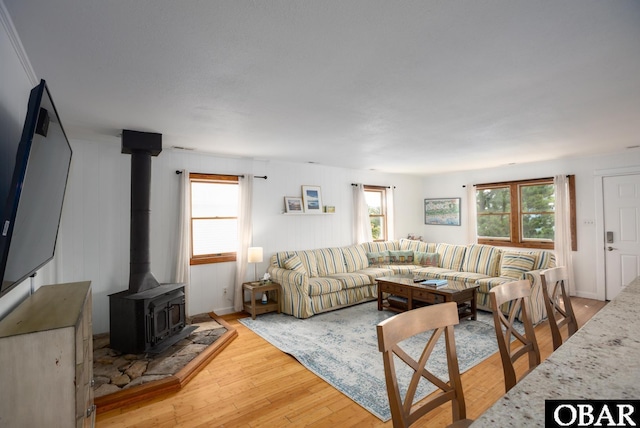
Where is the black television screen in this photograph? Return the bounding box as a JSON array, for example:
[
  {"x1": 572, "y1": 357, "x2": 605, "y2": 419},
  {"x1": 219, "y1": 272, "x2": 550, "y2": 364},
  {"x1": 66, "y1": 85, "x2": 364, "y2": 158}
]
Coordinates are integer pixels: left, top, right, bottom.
[{"x1": 0, "y1": 80, "x2": 72, "y2": 297}]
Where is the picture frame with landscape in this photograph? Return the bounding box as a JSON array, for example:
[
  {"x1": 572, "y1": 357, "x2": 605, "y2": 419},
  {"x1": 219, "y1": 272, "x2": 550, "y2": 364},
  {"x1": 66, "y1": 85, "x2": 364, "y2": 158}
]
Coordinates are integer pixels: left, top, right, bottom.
[
  {"x1": 284, "y1": 196, "x2": 303, "y2": 213},
  {"x1": 301, "y1": 185, "x2": 323, "y2": 213},
  {"x1": 424, "y1": 197, "x2": 461, "y2": 226}
]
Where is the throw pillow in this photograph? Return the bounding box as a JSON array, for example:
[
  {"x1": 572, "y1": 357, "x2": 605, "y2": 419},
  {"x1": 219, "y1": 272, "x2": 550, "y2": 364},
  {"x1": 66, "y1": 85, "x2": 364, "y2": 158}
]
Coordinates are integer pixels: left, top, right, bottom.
[
  {"x1": 500, "y1": 252, "x2": 536, "y2": 279},
  {"x1": 462, "y1": 244, "x2": 501, "y2": 276},
  {"x1": 389, "y1": 250, "x2": 414, "y2": 264},
  {"x1": 366, "y1": 251, "x2": 390, "y2": 266},
  {"x1": 414, "y1": 251, "x2": 439, "y2": 267},
  {"x1": 283, "y1": 255, "x2": 308, "y2": 275},
  {"x1": 436, "y1": 243, "x2": 467, "y2": 270}
]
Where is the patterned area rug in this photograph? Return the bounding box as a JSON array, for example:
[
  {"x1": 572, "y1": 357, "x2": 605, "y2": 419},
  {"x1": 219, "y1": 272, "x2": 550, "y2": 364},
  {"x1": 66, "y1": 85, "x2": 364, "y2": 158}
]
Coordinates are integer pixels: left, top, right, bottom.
[{"x1": 239, "y1": 301, "x2": 506, "y2": 421}]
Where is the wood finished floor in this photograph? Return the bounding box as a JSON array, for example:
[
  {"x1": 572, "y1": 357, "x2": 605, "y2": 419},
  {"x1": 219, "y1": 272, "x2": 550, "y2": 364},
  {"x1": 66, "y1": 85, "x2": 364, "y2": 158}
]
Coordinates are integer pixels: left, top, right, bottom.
[{"x1": 96, "y1": 297, "x2": 606, "y2": 428}]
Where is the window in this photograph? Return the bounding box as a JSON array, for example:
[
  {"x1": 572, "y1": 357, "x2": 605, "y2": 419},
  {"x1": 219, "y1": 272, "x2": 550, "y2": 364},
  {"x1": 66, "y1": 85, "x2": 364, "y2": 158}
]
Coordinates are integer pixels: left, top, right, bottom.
[
  {"x1": 475, "y1": 177, "x2": 576, "y2": 250},
  {"x1": 364, "y1": 186, "x2": 388, "y2": 241},
  {"x1": 190, "y1": 173, "x2": 239, "y2": 264}
]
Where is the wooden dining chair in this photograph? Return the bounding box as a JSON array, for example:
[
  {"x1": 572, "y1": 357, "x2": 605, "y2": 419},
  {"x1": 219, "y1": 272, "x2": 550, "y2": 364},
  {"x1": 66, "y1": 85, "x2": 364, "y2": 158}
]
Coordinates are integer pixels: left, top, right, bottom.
[
  {"x1": 376, "y1": 302, "x2": 473, "y2": 428},
  {"x1": 541, "y1": 266, "x2": 579, "y2": 350},
  {"x1": 489, "y1": 279, "x2": 541, "y2": 393}
]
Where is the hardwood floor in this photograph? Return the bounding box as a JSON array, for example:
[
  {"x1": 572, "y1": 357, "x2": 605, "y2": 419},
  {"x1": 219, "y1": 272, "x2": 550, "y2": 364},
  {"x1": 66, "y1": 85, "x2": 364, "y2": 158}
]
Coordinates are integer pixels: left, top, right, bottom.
[{"x1": 96, "y1": 297, "x2": 606, "y2": 428}]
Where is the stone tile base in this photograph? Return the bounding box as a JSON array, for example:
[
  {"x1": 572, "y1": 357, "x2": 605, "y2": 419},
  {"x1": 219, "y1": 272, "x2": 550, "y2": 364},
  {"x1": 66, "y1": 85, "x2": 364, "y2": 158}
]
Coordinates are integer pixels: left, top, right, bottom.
[{"x1": 93, "y1": 314, "x2": 227, "y2": 398}]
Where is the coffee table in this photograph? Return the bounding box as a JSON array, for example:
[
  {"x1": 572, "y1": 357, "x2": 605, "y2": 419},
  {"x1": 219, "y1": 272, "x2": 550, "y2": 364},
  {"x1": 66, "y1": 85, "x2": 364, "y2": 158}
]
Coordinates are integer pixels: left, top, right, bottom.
[{"x1": 377, "y1": 275, "x2": 479, "y2": 320}]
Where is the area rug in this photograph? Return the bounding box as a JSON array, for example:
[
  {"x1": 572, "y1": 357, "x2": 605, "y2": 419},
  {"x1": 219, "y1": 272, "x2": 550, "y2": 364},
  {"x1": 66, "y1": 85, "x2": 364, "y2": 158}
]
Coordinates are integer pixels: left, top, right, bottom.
[{"x1": 239, "y1": 301, "x2": 506, "y2": 421}]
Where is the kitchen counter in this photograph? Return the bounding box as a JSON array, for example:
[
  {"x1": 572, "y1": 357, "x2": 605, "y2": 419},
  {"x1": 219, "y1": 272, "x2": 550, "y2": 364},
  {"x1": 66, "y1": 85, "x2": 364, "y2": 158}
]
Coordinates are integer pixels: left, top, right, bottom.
[{"x1": 471, "y1": 276, "x2": 640, "y2": 426}]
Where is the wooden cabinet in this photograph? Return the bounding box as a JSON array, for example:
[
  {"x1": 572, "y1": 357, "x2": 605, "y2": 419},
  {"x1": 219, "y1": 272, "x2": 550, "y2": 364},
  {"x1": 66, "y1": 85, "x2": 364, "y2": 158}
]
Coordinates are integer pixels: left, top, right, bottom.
[{"x1": 0, "y1": 281, "x2": 94, "y2": 428}]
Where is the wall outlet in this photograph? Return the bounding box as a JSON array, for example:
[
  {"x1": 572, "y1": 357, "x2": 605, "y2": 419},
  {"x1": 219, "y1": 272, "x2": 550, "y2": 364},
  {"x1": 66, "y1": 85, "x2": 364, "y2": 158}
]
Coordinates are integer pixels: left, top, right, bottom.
[{"x1": 583, "y1": 219, "x2": 595, "y2": 225}]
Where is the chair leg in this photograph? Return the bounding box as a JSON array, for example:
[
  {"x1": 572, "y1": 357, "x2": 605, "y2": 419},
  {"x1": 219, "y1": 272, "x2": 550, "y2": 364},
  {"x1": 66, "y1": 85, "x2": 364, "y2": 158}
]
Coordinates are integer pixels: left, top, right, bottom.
[
  {"x1": 549, "y1": 316, "x2": 563, "y2": 351},
  {"x1": 561, "y1": 286, "x2": 579, "y2": 337}
]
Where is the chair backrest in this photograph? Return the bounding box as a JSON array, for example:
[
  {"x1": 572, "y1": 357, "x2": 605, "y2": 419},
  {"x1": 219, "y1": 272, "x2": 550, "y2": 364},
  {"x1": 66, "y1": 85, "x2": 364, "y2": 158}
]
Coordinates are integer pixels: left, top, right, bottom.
[
  {"x1": 489, "y1": 279, "x2": 541, "y2": 393},
  {"x1": 376, "y1": 302, "x2": 468, "y2": 428},
  {"x1": 541, "y1": 266, "x2": 579, "y2": 350}
]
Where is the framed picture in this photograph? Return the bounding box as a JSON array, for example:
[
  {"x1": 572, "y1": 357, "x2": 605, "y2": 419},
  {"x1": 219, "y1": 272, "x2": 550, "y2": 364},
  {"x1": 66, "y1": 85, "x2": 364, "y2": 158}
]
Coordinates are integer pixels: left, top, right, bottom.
[
  {"x1": 301, "y1": 185, "x2": 323, "y2": 213},
  {"x1": 284, "y1": 196, "x2": 303, "y2": 213},
  {"x1": 424, "y1": 198, "x2": 461, "y2": 226}
]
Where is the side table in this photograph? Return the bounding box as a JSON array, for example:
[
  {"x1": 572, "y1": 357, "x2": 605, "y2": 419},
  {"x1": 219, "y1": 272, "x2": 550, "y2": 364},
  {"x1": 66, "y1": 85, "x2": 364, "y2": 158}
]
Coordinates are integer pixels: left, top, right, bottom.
[{"x1": 243, "y1": 281, "x2": 281, "y2": 319}]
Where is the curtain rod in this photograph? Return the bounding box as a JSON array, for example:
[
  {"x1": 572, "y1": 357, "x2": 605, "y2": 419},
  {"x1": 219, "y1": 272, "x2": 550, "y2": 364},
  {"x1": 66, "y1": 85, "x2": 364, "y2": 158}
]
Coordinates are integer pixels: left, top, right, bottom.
[
  {"x1": 351, "y1": 183, "x2": 394, "y2": 188},
  {"x1": 175, "y1": 170, "x2": 267, "y2": 179},
  {"x1": 463, "y1": 174, "x2": 572, "y2": 188}
]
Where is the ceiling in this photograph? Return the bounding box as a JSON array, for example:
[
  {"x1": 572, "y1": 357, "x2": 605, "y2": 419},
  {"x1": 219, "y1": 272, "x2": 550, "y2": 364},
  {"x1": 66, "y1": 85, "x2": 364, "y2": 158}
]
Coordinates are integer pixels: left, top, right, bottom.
[{"x1": 4, "y1": 0, "x2": 640, "y2": 175}]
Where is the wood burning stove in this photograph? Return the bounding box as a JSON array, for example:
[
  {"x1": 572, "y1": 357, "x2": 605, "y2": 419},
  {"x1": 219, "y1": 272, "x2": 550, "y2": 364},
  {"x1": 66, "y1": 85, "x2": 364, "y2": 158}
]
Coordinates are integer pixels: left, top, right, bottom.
[
  {"x1": 108, "y1": 130, "x2": 195, "y2": 355},
  {"x1": 148, "y1": 287, "x2": 186, "y2": 346},
  {"x1": 110, "y1": 283, "x2": 194, "y2": 354}
]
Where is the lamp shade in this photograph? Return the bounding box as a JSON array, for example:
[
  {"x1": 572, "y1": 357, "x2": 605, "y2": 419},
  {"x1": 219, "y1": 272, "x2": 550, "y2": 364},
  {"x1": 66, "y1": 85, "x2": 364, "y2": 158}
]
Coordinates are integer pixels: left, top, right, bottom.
[{"x1": 247, "y1": 247, "x2": 263, "y2": 263}]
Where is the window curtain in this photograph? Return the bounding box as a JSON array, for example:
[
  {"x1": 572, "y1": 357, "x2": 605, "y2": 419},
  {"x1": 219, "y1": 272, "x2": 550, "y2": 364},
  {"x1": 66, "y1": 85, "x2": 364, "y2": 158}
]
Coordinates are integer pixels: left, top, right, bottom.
[
  {"x1": 467, "y1": 184, "x2": 478, "y2": 244},
  {"x1": 234, "y1": 174, "x2": 254, "y2": 312},
  {"x1": 386, "y1": 186, "x2": 395, "y2": 240},
  {"x1": 175, "y1": 169, "x2": 191, "y2": 315},
  {"x1": 554, "y1": 175, "x2": 575, "y2": 294},
  {"x1": 353, "y1": 183, "x2": 373, "y2": 244}
]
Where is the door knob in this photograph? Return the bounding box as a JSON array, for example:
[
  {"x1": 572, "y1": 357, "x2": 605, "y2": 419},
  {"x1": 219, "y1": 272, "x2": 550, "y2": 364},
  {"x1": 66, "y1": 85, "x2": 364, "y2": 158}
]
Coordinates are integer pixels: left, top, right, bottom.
[{"x1": 607, "y1": 246, "x2": 617, "y2": 251}]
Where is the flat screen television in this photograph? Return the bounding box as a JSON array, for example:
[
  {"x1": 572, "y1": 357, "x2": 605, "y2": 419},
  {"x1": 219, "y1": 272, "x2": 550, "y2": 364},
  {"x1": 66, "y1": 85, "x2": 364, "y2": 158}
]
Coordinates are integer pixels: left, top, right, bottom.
[{"x1": 0, "y1": 80, "x2": 72, "y2": 297}]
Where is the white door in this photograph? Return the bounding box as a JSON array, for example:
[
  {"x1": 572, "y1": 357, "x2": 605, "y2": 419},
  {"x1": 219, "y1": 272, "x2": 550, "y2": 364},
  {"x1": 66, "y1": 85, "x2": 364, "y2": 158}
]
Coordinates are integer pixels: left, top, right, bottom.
[{"x1": 604, "y1": 174, "x2": 640, "y2": 299}]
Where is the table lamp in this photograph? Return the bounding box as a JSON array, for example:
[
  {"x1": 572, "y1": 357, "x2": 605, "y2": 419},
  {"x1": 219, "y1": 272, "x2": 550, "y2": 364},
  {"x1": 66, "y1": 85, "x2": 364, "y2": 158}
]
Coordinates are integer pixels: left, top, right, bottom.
[{"x1": 247, "y1": 247, "x2": 263, "y2": 282}]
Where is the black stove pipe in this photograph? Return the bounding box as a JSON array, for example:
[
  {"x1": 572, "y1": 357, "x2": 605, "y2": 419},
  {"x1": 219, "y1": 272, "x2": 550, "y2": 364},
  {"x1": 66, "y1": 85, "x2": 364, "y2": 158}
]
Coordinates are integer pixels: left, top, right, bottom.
[{"x1": 121, "y1": 130, "x2": 162, "y2": 294}]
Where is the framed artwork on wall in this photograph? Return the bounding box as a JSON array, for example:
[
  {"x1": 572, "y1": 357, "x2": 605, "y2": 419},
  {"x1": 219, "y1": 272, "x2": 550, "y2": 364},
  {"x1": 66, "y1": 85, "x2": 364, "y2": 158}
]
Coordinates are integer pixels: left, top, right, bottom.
[
  {"x1": 424, "y1": 198, "x2": 461, "y2": 226},
  {"x1": 284, "y1": 196, "x2": 303, "y2": 213},
  {"x1": 302, "y1": 185, "x2": 323, "y2": 213}
]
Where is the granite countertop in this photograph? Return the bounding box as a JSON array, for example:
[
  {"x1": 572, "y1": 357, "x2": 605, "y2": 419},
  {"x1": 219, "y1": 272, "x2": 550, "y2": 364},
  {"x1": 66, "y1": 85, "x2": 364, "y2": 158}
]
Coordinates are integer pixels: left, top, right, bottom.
[{"x1": 471, "y1": 276, "x2": 640, "y2": 427}]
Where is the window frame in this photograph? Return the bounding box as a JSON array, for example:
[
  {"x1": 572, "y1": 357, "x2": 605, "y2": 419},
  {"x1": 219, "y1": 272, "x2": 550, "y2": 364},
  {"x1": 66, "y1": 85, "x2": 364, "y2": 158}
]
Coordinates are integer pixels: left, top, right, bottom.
[
  {"x1": 189, "y1": 173, "x2": 239, "y2": 265},
  {"x1": 475, "y1": 176, "x2": 577, "y2": 250},
  {"x1": 364, "y1": 185, "x2": 388, "y2": 242}
]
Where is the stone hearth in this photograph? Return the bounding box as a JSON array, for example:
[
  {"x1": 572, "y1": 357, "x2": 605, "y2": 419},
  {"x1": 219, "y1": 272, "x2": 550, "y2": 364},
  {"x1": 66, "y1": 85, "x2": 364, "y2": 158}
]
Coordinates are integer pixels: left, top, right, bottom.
[{"x1": 92, "y1": 313, "x2": 236, "y2": 412}]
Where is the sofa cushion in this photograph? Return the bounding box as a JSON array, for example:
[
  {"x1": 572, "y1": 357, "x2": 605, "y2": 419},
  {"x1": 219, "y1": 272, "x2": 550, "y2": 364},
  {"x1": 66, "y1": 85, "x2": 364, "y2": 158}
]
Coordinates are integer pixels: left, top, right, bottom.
[
  {"x1": 297, "y1": 250, "x2": 320, "y2": 277},
  {"x1": 342, "y1": 245, "x2": 368, "y2": 271},
  {"x1": 389, "y1": 265, "x2": 418, "y2": 275},
  {"x1": 413, "y1": 266, "x2": 458, "y2": 278},
  {"x1": 398, "y1": 238, "x2": 436, "y2": 253},
  {"x1": 500, "y1": 252, "x2": 537, "y2": 279},
  {"x1": 356, "y1": 267, "x2": 394, "y2": 282},
  {"x1": 437, "y1": 271, "x2": 490, "y2": 284},
  {"x1": 517, "y1": 250, "x2": 556, "y2": 270},
  {"x1": 283, "y1": 255, "x2": 307, "y2": 275},
  {"x1": 414, "y1": 251, "x2": 439, "y2": 267},
  {"x1": 436, "y1": 243, "x2": 467, "y2": 270},
  {"x1": 389, "y1": 250, "x2": 414, "y2": 264},
  {"x1": 314, "y1": 247, "x2": 347, "y2": 276},
  {"x1": 536, "y1": 251, "x2": 556, "y2": 270},
  {"x1": 462, "y1": 244, "x2": 501, "y2": 276},
  {"x1": 272, "y1": 251, "x2": 299, "y2": 268},
  {"x1": 366, "y1": 250, "x2": 390, "y2": 266},
  {"x1": 308, "y1": 277, "x2": 343, "y2": 296},
  {"x1": 329, "y1": 272, "x2": 372, "y2": 289},
  {"x1": 361, "y1": 241, "x2": 398, "y2": 253}
]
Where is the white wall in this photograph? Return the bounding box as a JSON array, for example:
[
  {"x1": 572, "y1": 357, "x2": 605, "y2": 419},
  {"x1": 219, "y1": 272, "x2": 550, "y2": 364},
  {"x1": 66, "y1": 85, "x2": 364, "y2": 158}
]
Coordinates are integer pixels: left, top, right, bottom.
[
  {"x1": 55, "y1": 139, "x2": 425, "y2": 333},
  {"x1": 420, "y1": 152, "x2": 640, "y2": 301},
  {"x1": 55, "y1": 139, "x2": 640, "y2": 333}
]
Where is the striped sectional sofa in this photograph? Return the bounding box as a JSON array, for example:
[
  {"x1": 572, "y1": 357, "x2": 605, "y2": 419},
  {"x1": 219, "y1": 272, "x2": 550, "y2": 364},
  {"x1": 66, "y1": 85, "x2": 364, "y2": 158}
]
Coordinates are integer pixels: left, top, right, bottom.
[{"x1": 267, "y1": 238, "x2": 555, "y2": 323}]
